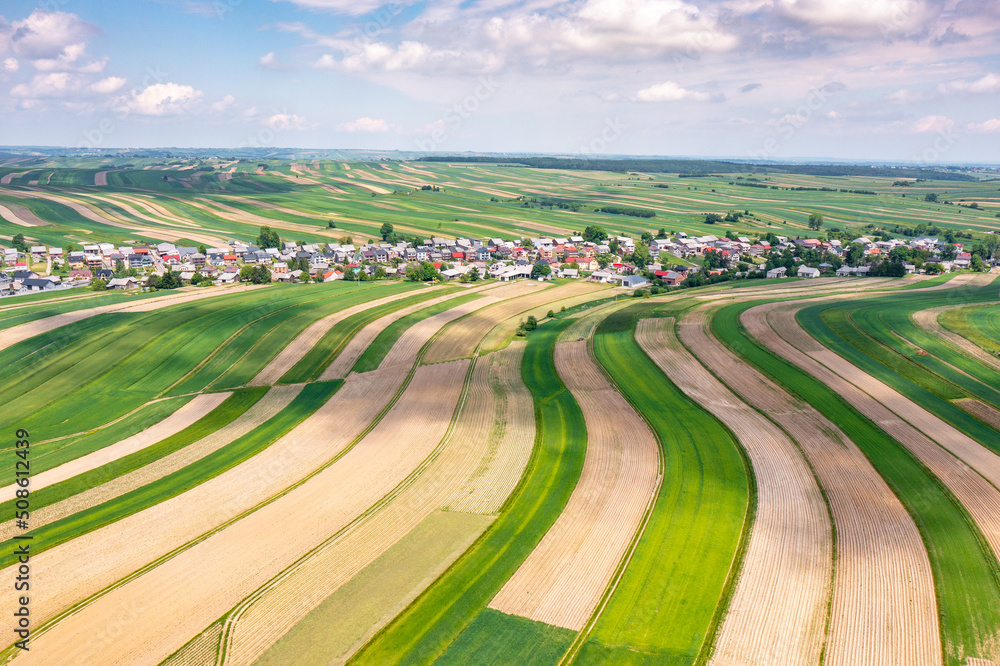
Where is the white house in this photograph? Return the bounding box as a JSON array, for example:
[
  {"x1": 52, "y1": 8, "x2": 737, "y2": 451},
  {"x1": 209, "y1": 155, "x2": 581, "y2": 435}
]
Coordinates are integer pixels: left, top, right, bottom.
[
  {"x1": 797, "y1": 266, "x2": 821, "y2": 278},
  {"x1": 766, "y1": 266, "x2": 787, "y2": 279}
]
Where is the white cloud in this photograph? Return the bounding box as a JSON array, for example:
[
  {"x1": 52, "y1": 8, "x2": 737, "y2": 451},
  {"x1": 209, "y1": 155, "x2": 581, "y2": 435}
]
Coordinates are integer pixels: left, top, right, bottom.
[
  {"x1": 90, "y1": 76, "x2": 126, "y2": 94},
  {"x1": 32, "y1": 42, "x2": 107, "y2": 73},
  {"x1": 211, "y1": 94, "x2": 236, "y2": 112},
  {"x1": 7, "y1": 11, "x2": 98, "y2": 60},
  {"x1": 10, "y1": 72, "x2": 85, "y2": 98},
  {"x1": 774, "y1": 0, "x2": 932, "y2": 36},
  {"x1": 635, "y1": 81, "x2": 720, "y2": 102},
  {"x1": 2, "y1": 57, "x2": 17, "y2": 73},
  {"x1": 264, "y1": 113, "x2": 312, "y2": 130},
  {"x1": 271, "y1": 0, "x2": 414, "y2": 16},
  {"x1": 885, "y1": 88, "x2": 922, "y2": 104},
  {"x1": 913, "y1": 115, "x2": 954, "y2": 133},
  {"x1": 968, "y1": 118, "x2": 1000, "y2": 133},
  {"x1": 336, "y1": 116, "x2": 391, "y2": 132},
  {"x1": 116, "y1": 83, "x2": 203, "y2": 116},
  {"x1": 939, "y1": 73, "x2": 1000, "y2": 95}
]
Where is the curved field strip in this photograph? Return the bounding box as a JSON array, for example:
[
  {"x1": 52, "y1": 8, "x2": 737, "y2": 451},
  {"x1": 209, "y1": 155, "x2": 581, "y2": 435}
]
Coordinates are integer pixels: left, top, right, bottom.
[
  {"x1": 676, "y1": 310, "x2": 939, "y2": 665},
  {"x1": 249, "y1": 287, "x2": 435, "y2": 386},
  {"x1": 0, "y1": 290, "x2": 468, "y2": 639},
  {"x1": 637, "y1": 317, "x2": 832, "y2": 665},
  {"x1": 779, "y1": 300, "x2": 1000, "y2": 482},
  {"x1": 0, "y1": 392, "x2": 229, "y2": 497},
  {"x1": 915, "y1": 305, "x2": 1000, "y2": 374},
  {"x1": 578, "y1": 304, "x2": 749, "y2": 663},
  {"x1": 444, "y1": 343, "x2": 535, "y2": 515},
  {"x1": 342, "y1": 291, "x2": 488, "y2": 377},
  {"x1": 744, "y1": 303, "x2": 1000, "y2": 568},
  {"x1": 351, "y1": 319, "x2": 587, "y2": 665},
  {"x1": 10, "y1": 362, "x2": 468, "y2": 666},
  {"x1": 714, "y1": 300, "x2": 1000, "y2": 666},
  {"x1": 0, "y1": 285, "x2": 259, "y2": 353},
  {"x1": 489, "y1": 339, "x2": 659, "y2": 631},
  {"x1": 477, "y1": 283, "x2": 610, "y2": 353},
  {"x1": 422, "y1": 281, "x2": 592, "y2": 364},
  {"x1": 0, "y1": 385, "x2": 298, "y2": 540},
  {"x1": 221, "y1": 348, "x2": 530, "y2": 665},
  {"x1": 0, "y1": 202, "x2": 47, "y2": 226}
]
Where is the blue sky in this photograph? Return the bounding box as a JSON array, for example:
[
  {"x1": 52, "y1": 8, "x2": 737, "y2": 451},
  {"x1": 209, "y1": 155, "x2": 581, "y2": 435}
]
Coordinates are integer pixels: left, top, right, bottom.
[{"x1": 1, "y1": 0, "x2": 999, "y2": 161}]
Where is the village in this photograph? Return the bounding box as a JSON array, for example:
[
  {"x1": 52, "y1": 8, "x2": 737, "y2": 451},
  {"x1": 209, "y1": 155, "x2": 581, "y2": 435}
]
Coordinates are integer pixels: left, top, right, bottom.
[{"x1": 0, "y1": 224, "x2": 990, "y2": 297}]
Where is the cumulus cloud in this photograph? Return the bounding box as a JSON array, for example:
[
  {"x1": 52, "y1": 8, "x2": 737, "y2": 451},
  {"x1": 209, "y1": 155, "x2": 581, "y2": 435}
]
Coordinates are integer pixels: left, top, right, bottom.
[
  {"x1": 116, "y1": 83, "x2": 203, "y2": 116},
  {"x1": 4, "y1": 10, "x2": 98, "y2": 60},
  {"x1": 773, "y1": 0, "x2": 933, "y2": 37},
  {"x1": 264, "y1": 113, "x2": 312, "y2": 130},
  {"x1": 10, "y1": 72, "x2": 86, "y2": 98},
  {"x1": 2, "y1": 57, "x2": 17, "y2": 73},
  {"x1": 968, "y1": 118, "x2": 1000, "y2": 133},
  {"x1": 913, "y1": 115, "x2": 954, "y2": 133},
  {"x1": 336, "y1": 116, "x2": 391, "y2": 132},
  {"x1": 89, "y1": 76, "x2": 126, "y2": 94},
  {"x1": 635, "y1": 81, "x2": 722, "y2": 102},
  {"x1": 939, "y1": 73, "x2": 1000, "y2": 94},
  {"x1": 211, "y1": 94, "x2": 236, "y2": 112}
]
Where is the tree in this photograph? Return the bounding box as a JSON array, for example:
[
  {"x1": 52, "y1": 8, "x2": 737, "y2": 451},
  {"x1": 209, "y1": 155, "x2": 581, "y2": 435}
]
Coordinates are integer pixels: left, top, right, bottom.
[
  {"x1": 373, "y1": 266, "x2": 387, "y2": 280},
  {"x1": 467, "y1": 266, "x2": 480, "y2": 282},
  {"x1": 249, "y1": 265, "x2": 271, "y2": 284},
  {"x1": 90, "y1": 278, "x2": 107, "y2": 291},
  {"x1": 807, "y1": 213, "x2": 824, "y2": 231},
  {"x1": 582, "y1": 225, "x2": 608, "y2": 243},
  {"x1": 924, "y1": 193, "x2": 938, "y2": 202},
  {"x1": 114, "y1": 259, "x2": 127, "y2": 277},
  {"x1": 159, "y1": 270, "x2": 180, "y2": 289},
  {"x1": 656, "y1": 228, "x2": 668, "y2": 239},
  {"x1": 530, "y1": 263, "x2": 552, "y2": 278},
  {"x1": 11, "y1": 234, "x2": 28, "y2": 252},
  {"x1": 704, "y1": 213, "x2": 723, "y2": 224},
  {"x1": 256, "y1": 225, "x2": 281, "y2": 249},
  {"x1": 380, "y1": 222, "x2": 394, "y2": 241},
  {"x1": 405, "y1": 263, "x2": 423, "y2": 282},
  {"x1": 971, "y1": 255, "x2": 987, "y2": 272},
  {"x1": 198, "y1": 244, "x2": 207, "y2": 255},
  {"x1": 524, "y1": 315, "x2": 538, "y2": 331},
  {"x1": 640, "y1": 230, "x2": 653, "y2": 244},
  {"x1": 239, "y1": 265, "x2": 254, "y2": 282},
  {"x1": 940, "y1": 244, "x2": 958, "y2": 261}
]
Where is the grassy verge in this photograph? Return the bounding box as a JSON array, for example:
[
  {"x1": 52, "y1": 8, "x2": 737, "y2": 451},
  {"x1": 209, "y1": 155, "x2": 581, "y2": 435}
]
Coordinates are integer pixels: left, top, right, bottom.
[
  {"x1": 578, "y1": 304, "x2": 751, "y2": 664},
  {"x1": 713, "y1": 300, "x2": 1000, "y2": 666},
  {"x1": 0, "y1": 381, "x2": 338, "y2": 567},
  {"x1": 349, "y1": 318, "x2": 588, "y2": 664}
]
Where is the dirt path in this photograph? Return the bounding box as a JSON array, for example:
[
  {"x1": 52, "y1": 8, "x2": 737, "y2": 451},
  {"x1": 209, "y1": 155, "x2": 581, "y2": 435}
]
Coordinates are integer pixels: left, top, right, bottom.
[
  {"x1": 744, "y1": 301, "x2": 1000, "y2": 569},
  {"x1": 636, "y1": 318, "x2": 832, "y2": 665},
  {"x1": 675, "y1": 311, "x2": 940, "y2": 665},
  {"x1": 94, "y1": 171, "x2": 109, "y2": 186},
  {"x1": 489, "y1": 340, "x2": 659, "y2": 631}
]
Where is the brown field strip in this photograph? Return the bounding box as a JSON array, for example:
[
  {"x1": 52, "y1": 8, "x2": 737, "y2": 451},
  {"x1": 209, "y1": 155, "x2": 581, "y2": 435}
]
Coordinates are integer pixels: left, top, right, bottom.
[
  {"x1": 321, "y1": 282, "x2": 500, "y2": 379},
  {"x1": 478, "y1": 283, "x2": 610, "y2": 352},
  {"x1": 0, "y1": 392, "x2": 230, "y2": 497},
  {"x1": 248, "y1": 287, "x2": 441, "y2": 386},
  {"x1": 911, "y1": 304, "x2": 1000, "y2": 373},
  {"x1": 222, "y1": 345, "x2": 532, "y2": 664},
  {"x1": 0, "y1": 285, "x2": 261, "y2": 353},
  {"x1": 422, "y1": 281, "x2": 594, "y2": 364},
  {"x1": 636, "y1": 318, "x2": 832, "y2": 665},
  {"x1": 489, "y1": 340, "x2": 659, "y2": 631},
  {"x1": 672, "y1": 312, "x2": 939, "y2": 665},
  {"x1": 0, "y1": 290, "x2": 473, "y2": 641},
  {"x1": 11, "y1": 362, "x2": 468, "y2": 666},
  {"x1": 956, "y1": 399, "x2": 1000, "y2": 431},
  {"x1": 0, "y1": 203, "x2": 48, "y2": 227},
  {"x1": 743, "y1": 302, "x2": 1000, "y2": 566},
  {"x1": 0, "y1": 385, "x2": 302, "y2": 542}
]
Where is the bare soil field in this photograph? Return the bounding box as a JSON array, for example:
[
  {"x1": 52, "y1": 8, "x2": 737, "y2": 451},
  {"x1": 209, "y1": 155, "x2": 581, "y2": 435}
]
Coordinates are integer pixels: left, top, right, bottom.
[
  {"x1": 0, "y1": 202, "x2": 49, "y2": 226},
  {"x1": 249, "y1": 288, "x2": 439, "y2": 386},
  {"x1": 422, "y1": 282, "x2": 595, "y2": 364},
  {"x1": 10, "y1": 362, "x2": 468, "y2": 666},
  {"x1": 956, "y1": 399, "x2": 1000, "y2": 430},
  {"x1": 637, "y1": 318, "x2": 832, "y2": 665},
  {"x1": 744, "y1": 302, "x2": 1000, "y2": 567},
  {"x1": 676, "y1": 311, "x2": 939, "y2": 666},
  {"x1": 221, "y1": 350, "x2": 527, "y2": 664},
  {"x1": 489, "y1": 340, "x2": 659, "y2": 631},
  {"x1": 478, "y1": 283, "x2": 609, "y2": 352}
]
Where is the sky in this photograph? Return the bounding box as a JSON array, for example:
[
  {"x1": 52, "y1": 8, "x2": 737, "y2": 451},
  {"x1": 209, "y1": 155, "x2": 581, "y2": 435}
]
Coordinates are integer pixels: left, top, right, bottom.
[{"x1": 1, "y1": 0, "x2": 999, "y2": 162}]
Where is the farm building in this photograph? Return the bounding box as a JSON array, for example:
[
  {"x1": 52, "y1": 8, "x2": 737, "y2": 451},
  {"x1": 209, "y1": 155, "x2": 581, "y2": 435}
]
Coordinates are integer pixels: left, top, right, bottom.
[
  {"x1": 107, "y1": 277, "x2": 139, "y2": 290},
  {"x1": 766, "y1": 267, "x2": 787, "y2": 279},
  {"x1": 797, "y1": 266, "x2": 821, "y2": 278}
]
